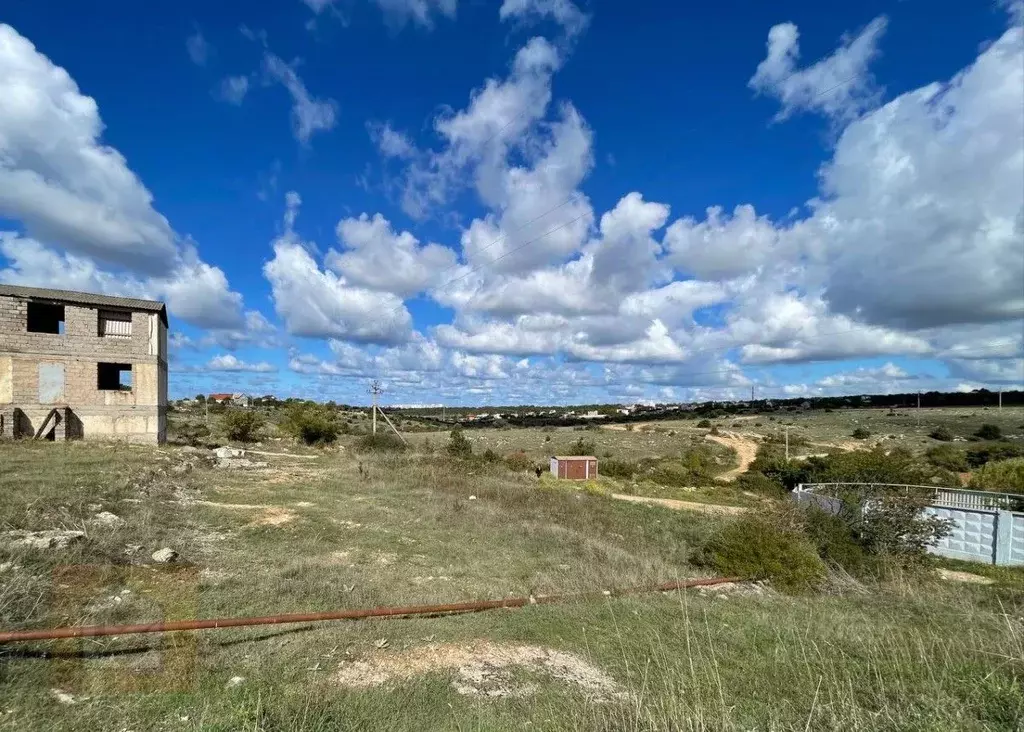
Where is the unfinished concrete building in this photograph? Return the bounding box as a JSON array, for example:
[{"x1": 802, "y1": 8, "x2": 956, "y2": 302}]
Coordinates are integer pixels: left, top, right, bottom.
[{"x1": 0, "y1": 285, "x2": 168, "y2": 443}]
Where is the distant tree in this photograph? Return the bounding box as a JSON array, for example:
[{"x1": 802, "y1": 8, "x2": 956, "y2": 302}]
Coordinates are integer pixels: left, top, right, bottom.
[
  {"x1": 195, "y1": 394, "x2": 206, "y2": 403},
  {"x1": 446, "y1": 427, "x2": 473, "y2": 458}
]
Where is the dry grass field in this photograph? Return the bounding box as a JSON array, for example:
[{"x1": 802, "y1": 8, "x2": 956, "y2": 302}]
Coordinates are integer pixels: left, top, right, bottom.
[{"x1": 1, "y1": 407, "x2": 1023, "y2": 730}]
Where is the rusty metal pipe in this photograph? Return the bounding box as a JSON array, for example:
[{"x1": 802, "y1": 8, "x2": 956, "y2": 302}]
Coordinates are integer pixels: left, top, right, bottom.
[{"x1": 0, "y1": 577, "x2": 740, "y2": 644}]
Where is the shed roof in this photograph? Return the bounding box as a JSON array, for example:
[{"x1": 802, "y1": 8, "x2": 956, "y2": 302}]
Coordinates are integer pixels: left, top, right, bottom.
[
  {"x1": 552, "y1": 456, "x2": 598, "y2": 461},
  {"x1": 0, "y1": 284, "x2": 168, "y2": 325}
]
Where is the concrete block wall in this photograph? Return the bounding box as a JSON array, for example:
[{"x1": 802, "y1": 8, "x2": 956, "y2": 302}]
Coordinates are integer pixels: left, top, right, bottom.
[
  {"x1": 0, "y1": 297, "x2": 152, "y2": 359},
  {"x1": 0, "y1": 294, "x2": 166, "y2": 443}
]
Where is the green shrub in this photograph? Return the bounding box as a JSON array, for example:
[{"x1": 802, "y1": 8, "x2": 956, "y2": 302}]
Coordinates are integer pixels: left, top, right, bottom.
[
  {"x1": 503, "y1": 451, "x2": 532, "y2": 471},
  {"x1": 281, "y1": 404, "x2": 341, "y2": 446},
  {"x1": 749, "y1": 445, "x2": 805, "y2": 491},
  {"x1": 481, "y1": 448, "x2": 500, "y2": 463},
  {"x1": 600, "y1": 459, "x2": 638, "y2": 479},
  {"x1": 709, "y1": 515, "x2": 826, "y2": 593},
  {"x1": 569, "y1": 437, "x2": 596, "y2": 456},
  {"x1": 975, "y1": 424, "x2": 1003, "y2": 440},
  {"x1": 802, "y1": 447, "x2": 946, "y2": 486},
  {"x1": 355, "y1": 433, "x2": 407, "y2": 453},
  {"x1": 926, "y1": 444, "x2": 968, "y2": 472},
  {"x1": 801, "y1": 506, "x2": 872, "y2": 575},
  {"x1": 734, "y1": 471, "x2": 786, "y2": 497},
  {"x1": 446, "y1": 427, "x2": 473, "y2": 458},
  {"x1": 174, "y1": 421, "x2": 210, "y2": 447},
  {"x1": 544, "y1": 435, "x2": 552, "y2": 442},
  {"x1": 709, "y1": 426, "x2": 721, "y2": 436},
  {"x1": 697, "y1": 419, "x2": 712, "y2": 429},
  {"x1": 970, "y1": 458, "x2": 1024, "y2": 493},
  {"x1": 966, "y1": 442, "x2": 1024, "y2": 468},
  {"x1": 222, "y1": 409, "x2": 264, "y2": 443},
  {"x1": 929, "y1": 426, "x2": 954, "y2": 442},
  {"x1": 828, "y1": 483, "x2": 953, "y2": 559},
  {"x1": 851, "y1": 427, "x2": 871, "y2": 439}
]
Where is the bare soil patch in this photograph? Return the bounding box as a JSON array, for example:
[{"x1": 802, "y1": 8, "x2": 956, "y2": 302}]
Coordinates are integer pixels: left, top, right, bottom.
[
  {"x1": 936, "y1": 568, "x2": 995, "y2": 585},
  {"x1": 333, "y1": 641, "x2": 622, "y2": 700},
  {"x1": 611, "y1": 493, "x2": 748, "y2": 515}
]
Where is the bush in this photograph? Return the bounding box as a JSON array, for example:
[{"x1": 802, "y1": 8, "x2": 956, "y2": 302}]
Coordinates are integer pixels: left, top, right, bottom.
[
  {"x1": 802, "y1": 447, "x2": 946, "y2": 486},
  {"x1": 929, "y1": 426, "x2": 955, "y2": 442},
  {"x1": 446, "y1": 427, "x2": 473, "y2": 458},
  {"x1": 966, "y1": 442, "x2": 1024, "y2": 468},
  {"x1": 975, "y1": 424, "x2": 1003, "y2": 440},
  {"x1": 600, "y1": 459, "x2": 638, "y2": 479},
  {"x1": 544, "y1": 435, "x2": 551, "y2": 442},
  {"x1": 709, "y1": 426, "x2": 721, "y2": 436},
  {"x1": 801, "y1": 506, "x2": 873, "y2": 575},
  {"x1": 481, "y1": 448, "x2": 500, "y2": 463},
  {"x1": 222, "y1": 409, "x2": 264, "y2": 443},
  {"x1": 926, "y1": 444, "x2": 968, "y2": 472},
  {"x1": 174, "y1": 421, "x2": 210, "y2": 447},
  {"x1": 697, "y1": 419, "x2": 713, "y2": 429},
  {"x1": 734, "y1": 471, "x2": 786, "y2": 497},
  {"x1": 503, "y1": 451, "x2": 532, "y2": 472},
  {"x1": 709, "y1": 515, "x2": 826, "y2": 592},
  {"x1": 569, "y1": 437, "x2": 596, "y2": 456},
  {"x1": 970, "y1": 458, "x2": 1024, "y2": 493},
  {"x1": 851, "y1": 427, "x2": 871, "y2": 439},
  {"x1": 281, "y1": 404, "x2": 341, "y2": 446},
  {"x1": 828, "y1": 483, "x2": 952, "y2": 558},
  {"x1": 355, "y1": 433, "x2": 407, "y2": 453}
]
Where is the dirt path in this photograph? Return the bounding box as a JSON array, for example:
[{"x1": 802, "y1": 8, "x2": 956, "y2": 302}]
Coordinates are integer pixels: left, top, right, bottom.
[
  {"x1": 704, "y1": 431, "x2": 759, "y2": 481},
  {"x1": 610, "y1": 493, "x2": 747, "y2": 515}
]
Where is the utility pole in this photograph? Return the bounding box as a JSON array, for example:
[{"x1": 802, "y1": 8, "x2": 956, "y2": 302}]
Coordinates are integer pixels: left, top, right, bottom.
[
  {"x1": 785, "y1": 426, "x2": 789, "y2": 462},
  {"x1": 917, "y1": 391, "x2": 921, "y2": 426},
  {"x1": 369, "y1": 380, "x2": 383, "y2": 435},
  {"x1": 999, "y1": 389, "x2": 1003, "y2": 412}
]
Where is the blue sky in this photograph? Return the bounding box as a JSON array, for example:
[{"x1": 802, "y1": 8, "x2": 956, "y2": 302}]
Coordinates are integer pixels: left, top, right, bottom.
[{"x1": 1, "y1": 0, "x2": 1022, "y2": 406}]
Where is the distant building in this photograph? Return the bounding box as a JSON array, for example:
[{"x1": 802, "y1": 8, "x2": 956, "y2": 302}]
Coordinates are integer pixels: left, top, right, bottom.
[
  {"x1": 208, "y1": 393, "x2": 250, "y2": 407},
  {"x1": 550, "y1": 455, "x2": 599, "y2": 480}
]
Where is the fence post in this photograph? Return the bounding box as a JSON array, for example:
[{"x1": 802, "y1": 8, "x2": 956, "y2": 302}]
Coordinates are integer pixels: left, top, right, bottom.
[{"x1": 995, "y1": 510, "x2": 1013, "y2": 566}]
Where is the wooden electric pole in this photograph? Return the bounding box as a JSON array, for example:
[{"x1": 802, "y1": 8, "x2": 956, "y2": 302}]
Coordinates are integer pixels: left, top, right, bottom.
[{"x1": 369, "y1": 380, "x2": 383, "y2": 435}]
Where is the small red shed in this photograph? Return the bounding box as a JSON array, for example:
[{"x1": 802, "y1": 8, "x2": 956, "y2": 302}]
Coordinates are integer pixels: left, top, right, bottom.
[{"x1": 550, "y1": 456, "x2": 599, "y2": 480}]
